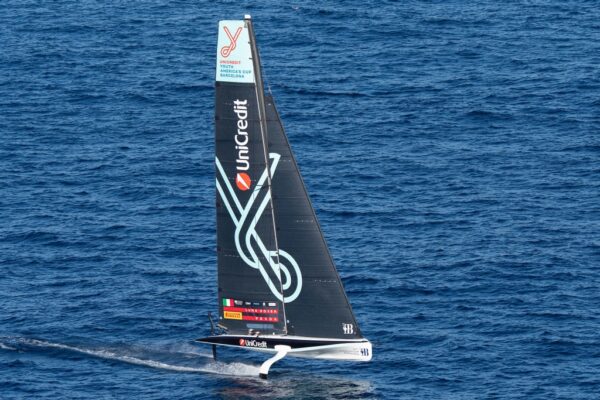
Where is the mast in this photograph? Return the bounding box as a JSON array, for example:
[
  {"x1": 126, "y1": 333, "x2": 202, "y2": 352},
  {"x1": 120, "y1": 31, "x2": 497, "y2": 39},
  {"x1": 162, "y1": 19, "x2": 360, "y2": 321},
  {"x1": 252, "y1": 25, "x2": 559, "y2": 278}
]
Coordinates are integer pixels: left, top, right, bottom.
[{"x1": 245, "y1": 15, "x2": 288, "y2": 334}]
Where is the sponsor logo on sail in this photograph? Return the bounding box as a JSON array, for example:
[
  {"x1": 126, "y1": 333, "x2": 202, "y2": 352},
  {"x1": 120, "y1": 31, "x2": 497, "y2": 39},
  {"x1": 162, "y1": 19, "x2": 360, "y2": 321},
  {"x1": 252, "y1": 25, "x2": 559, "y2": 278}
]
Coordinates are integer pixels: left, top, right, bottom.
[
  {"x1": 220, "y1": 26, "x2": 242, "y2": 58},
  {"x1": 233, "y1": 99, "x2": 251, "y2": 190},
  {"x1": 224, "y1": 311, "x2": 242, "y2": 320},
  {"x1": 236, "y1": 172, "x2": 251, "y2": 191},
  {"x1": 342, "y1": 323, "x2": 354, "y2": 335},
  {"x1": 224, "y1": 306, "x2": 278, "y2": 315},
  {"x1": 215, "y1": 153, "x2": 303, "y2": 303},
  {"x1": 243, "y1": 316, "x2": 278, "y2": 322}
]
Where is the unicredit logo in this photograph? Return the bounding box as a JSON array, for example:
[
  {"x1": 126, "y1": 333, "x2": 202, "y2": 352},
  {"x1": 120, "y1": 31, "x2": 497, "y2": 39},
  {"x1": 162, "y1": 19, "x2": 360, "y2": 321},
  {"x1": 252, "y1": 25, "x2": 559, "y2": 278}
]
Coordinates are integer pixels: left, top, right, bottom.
[
  {"x1": 236, "y1": 172, "x2": 251, "y2": 191},
  {"x1": 233, "y1": 99, "x2": 250, "y2": 190},
  {"x1": 241, "y1": 339, "x2": 267, "y2": 348}
]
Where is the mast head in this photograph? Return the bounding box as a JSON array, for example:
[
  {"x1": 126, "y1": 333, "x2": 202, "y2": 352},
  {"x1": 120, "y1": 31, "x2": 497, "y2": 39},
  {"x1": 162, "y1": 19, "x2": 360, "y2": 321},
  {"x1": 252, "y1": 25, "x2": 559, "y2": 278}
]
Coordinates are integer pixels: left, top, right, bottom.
[{"x1": 244, "y1": 14, "x2": 252, "y2": 20}]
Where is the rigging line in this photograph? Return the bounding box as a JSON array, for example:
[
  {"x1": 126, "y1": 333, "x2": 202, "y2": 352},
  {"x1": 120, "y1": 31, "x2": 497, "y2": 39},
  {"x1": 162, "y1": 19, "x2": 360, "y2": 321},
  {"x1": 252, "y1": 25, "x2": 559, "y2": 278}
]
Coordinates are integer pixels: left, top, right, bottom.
[
  {"x1": 262, "y1": 60, "x2": 273, "y2": 95},
  {"x1": 246, "y1": 17, "x2": 288, "y2": 334}
]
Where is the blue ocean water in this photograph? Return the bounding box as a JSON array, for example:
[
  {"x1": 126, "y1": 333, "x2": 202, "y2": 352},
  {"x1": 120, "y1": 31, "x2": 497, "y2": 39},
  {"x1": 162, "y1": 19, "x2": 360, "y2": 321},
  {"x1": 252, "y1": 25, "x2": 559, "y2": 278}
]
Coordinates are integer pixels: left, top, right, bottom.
[{"x1": 1, "y1": 0, "x2": 599, "y2": 398}]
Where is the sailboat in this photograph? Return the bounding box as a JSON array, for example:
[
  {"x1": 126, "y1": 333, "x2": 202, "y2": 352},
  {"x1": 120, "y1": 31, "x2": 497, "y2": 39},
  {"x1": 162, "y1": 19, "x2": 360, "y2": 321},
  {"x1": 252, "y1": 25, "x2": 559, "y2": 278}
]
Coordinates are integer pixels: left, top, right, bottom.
[{"x1": 196, "y1": 15, "x2": 372, "y2": 379}]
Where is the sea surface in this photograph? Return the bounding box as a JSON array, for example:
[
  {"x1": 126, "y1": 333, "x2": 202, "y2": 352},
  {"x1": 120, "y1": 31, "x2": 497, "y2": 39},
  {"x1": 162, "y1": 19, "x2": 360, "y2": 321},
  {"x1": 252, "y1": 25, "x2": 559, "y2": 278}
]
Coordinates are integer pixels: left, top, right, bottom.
[{"x1": 1, "y1": 1, "x2": 599, "y2": 399}]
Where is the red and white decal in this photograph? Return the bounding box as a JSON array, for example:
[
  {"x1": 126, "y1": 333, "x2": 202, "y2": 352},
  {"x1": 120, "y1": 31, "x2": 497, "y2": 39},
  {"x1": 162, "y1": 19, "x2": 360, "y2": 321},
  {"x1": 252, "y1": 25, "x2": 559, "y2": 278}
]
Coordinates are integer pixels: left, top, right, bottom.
[
  {"x1": 216, "y1": 21, "x2": 254, "y2": 83},
  {"x1": 215, "y1": 153, "x2": 303, "y2": 303},
  {"x1": 236, "y1": 173, "x2": 251, "y2": 191},
  {"x1": 220, "y1": 26, "x2": 242, "y2": 58}
]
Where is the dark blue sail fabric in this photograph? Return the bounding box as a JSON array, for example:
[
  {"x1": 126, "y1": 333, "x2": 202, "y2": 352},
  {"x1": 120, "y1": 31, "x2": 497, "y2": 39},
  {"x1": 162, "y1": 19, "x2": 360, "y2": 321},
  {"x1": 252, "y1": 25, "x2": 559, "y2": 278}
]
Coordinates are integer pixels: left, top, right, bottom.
[
  {"x1": 265, "y1": 95, "x2": 361, "y2": 339},
  {"x1": 214, "y1": 19, "x2": 361, "y2": 339},
  {"x1": 214, "y1": 81, "x2": 286, "y2": 334}
]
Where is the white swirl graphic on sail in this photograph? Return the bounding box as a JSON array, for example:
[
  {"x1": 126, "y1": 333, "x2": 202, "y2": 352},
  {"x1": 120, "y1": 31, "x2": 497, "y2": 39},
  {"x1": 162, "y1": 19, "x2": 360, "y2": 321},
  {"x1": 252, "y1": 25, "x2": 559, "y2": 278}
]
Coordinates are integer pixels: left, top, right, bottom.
[{"x1": 216, "y1": 153, "x2": 303, "y2": 303}]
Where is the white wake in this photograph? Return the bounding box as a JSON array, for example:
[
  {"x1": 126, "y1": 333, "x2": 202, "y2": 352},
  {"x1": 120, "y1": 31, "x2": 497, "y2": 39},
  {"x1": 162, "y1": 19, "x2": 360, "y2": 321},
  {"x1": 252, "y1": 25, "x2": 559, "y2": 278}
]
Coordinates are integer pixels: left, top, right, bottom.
[
  {"x1": 0, "y1": 342, "x2": 16, "y2": 351},
  {"x1": 0, "y1": 337, "x2": 260, "y2": 377}
]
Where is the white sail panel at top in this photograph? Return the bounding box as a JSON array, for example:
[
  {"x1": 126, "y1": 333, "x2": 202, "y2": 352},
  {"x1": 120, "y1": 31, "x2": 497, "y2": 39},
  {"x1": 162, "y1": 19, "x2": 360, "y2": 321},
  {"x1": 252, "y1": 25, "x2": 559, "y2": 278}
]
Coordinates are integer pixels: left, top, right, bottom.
[{"x1": 216, "y1": 21, "x2": 255, "y2": 83}]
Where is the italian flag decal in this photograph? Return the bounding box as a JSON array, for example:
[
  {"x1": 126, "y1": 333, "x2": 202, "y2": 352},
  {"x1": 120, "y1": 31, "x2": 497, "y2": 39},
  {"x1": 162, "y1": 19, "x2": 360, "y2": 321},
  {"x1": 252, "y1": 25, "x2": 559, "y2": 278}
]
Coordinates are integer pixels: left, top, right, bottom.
[{"x1": 222, "y1": 298, "x2": 234, "y2": 307}]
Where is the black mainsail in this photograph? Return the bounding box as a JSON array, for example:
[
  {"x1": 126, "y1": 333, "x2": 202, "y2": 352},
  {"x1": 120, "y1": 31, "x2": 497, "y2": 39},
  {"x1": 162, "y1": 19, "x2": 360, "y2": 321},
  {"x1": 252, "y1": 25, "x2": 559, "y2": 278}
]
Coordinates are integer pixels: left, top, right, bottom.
[{"x1": 198, "y1": 15, "x2": 371, "y2": 377}]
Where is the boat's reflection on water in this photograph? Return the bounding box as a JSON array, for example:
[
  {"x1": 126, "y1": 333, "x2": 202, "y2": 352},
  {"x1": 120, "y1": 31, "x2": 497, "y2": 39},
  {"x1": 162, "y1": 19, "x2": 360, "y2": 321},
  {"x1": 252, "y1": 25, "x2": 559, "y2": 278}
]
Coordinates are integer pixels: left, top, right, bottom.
[{"x1": 215, "y1": 372, "x2": 377, "y2": 400}]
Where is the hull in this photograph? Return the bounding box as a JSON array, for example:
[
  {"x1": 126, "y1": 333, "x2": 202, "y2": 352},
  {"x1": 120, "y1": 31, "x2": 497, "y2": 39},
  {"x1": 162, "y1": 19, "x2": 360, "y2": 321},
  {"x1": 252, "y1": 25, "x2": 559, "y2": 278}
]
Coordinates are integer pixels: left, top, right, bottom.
[{"x1": 196, "y1": 335, "x2": 372, "y2": 361}]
